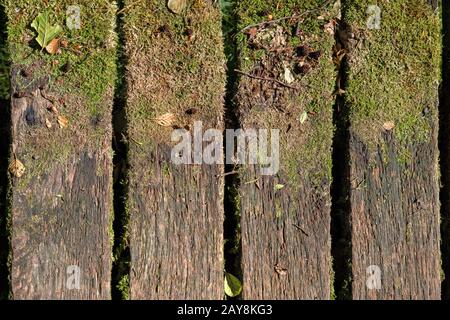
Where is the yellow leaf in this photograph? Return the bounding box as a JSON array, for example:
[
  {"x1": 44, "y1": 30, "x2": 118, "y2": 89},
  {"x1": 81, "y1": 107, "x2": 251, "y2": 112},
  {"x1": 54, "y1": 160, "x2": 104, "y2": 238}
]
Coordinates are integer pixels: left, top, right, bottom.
[
  {"x1": 9, "y1": 158, "x2": 26, "y2": 178},
  {"x1": 45, "y1": 118, "x2": 52, "y2": 128},
  {"x1": 57, "y1": 115, "x2": 69, "y2": 128},
  {"x1": 167, "y1": 0, "x2": 187, "y2": 14},
  {"x1": 48, "y1": 104, "x2": 59, "y2": 114}
]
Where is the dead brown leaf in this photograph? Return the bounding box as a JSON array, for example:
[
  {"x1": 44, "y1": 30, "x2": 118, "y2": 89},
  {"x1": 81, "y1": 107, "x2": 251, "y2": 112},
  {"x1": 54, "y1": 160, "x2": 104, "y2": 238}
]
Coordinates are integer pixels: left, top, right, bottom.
[
  {"x1": 383, "y1": 121, "x2": 395, "y2": 131},
  {"x1": 324, "y1": 19, "x2": 336, "y2": 35},
  {"x1": 246, "y1": 27, "x2": 258, "y2": 39},
  {"x1": 57, "y1": 115, "x2": 69, "y2": 128},
  {"x1": 274, "y1": 264, "x2": 288, "y2": 276},
  {"x1": 45, "y1": 118, "x2": 52, "y2": 128},
  {"x1": 47, "y1": 104, "x2": 59, "y2": 114},
  {"x1": 9, "y1": 158, "x2": 26, "y2": 178},
  {"x1": 45, "y1": 38, "x2": 60, "y2": 55},
  {"x1": 60, "y1": 39, "x2": 68, "y2": 48}
]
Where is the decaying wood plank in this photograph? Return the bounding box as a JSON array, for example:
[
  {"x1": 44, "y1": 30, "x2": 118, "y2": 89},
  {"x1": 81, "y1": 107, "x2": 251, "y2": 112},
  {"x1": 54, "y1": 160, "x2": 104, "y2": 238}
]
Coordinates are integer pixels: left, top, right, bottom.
[
  {"x1": 123, "y1": 1, "x2": 226, "y2": 299},
  {"x1": 344, "y1": 0, "x2": 441, "y2": 299},
  {"x1": 5, "y1": 0, "x2": 117, "y2": 299},
  {"x1": 0, "y1": 0, "x2": 11, "y2": 299},
  {"x1": 236, "y1": 0, "x2": 338, "y2": 299}
]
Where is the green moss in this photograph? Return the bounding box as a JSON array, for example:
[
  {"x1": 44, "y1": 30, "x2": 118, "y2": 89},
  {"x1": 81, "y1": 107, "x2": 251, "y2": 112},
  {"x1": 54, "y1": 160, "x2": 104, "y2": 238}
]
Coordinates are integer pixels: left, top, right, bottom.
[
  {"x1": 162, "y1": 162, "x2": 171, "y2": 176},
  {"x1": 329, "y1": 256, "x2": 336, "y2": 300},
  {"x1": 123, "y1": 0, "x2": 225, "y2": 148},
  {"x1": 0, "y1": 47, "x2": 8, "y2": 99},
  {"x1": 343, "y1": 0, "x2": 441, "y2": 160},
  {"x1": 116, "y1": 274, "x2": 130, "y2": 300},
  {"x1": 4, "y1": 0, "x2": 117, "y2": 184},
  {"x1": 235, "y1": 0, "x2": 339, "y2": 189}
]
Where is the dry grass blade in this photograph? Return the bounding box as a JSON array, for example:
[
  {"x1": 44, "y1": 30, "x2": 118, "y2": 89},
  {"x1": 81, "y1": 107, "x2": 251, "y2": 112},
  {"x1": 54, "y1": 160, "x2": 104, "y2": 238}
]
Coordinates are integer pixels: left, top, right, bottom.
[{"x1": 152, "y1": 113, "x2": 177, "y2": 127}]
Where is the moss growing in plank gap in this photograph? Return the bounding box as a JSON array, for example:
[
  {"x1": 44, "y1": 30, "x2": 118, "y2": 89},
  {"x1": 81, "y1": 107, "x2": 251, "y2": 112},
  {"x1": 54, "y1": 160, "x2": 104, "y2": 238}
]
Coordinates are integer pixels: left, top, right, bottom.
[
  {"x1": 111, "y1": 0, "x2": 130, "y2": 301},
  {"x1": 330, "y1": 12, "x2": 353, "y2": 299},
  {"x1": 343, "y1": 0, "x2": 441, "y2": 157},
  {"x1": 221, "y1": 0, "x2": 243, "y2": 299}
]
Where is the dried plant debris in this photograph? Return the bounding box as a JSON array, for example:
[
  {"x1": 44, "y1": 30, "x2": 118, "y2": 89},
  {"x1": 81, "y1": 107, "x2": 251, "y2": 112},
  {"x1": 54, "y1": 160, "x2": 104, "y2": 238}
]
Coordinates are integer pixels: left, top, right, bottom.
[
  {"x1": 57, "y1": 115, "x2": 69, "y2": 128},
  {"x1": 237, "y1": 14, "x2": 336, "y2": 111},
  {"x1": 152, "y1": 113, "x2": 177, "y2": 127}
]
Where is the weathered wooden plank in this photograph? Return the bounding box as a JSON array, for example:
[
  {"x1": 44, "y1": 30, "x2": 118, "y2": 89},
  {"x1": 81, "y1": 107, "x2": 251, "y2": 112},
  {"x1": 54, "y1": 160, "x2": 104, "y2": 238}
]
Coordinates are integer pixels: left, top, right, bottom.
[
  {"x1": 123, "y1": 1, "x2": 226, "y2": 299},
  {"x1": 440, "y1": 0, "x2": 450, "y2": 300},
  {"x1": 5, "y1": 0, "x2": 117, "y2": 299},
  {"x1": 235, "y1": 0, "x2": 338, "y2": 299},
  {"x1": 344, "y1": 0, "x2": 441, "y2": 299},
  {"x1": 0, "y1": 0, "x2": 11, "y2": 300}
]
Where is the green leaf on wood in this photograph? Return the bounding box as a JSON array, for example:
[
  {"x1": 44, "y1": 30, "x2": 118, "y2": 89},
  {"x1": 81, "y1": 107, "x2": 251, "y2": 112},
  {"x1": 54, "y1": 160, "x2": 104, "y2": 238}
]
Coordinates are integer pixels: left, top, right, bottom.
[
  {"x1": 299, "y1": 111, "x2": 308, "y2": 124},
  {"x1": 224, "y1": 273, "x2": 242, "y2": 297},
  {"x1": 274, "y1": 184, "x2": 285, "y2": 191},
  {"x1": 31, "y1": 12, "x2": 63, "y2": 49}
]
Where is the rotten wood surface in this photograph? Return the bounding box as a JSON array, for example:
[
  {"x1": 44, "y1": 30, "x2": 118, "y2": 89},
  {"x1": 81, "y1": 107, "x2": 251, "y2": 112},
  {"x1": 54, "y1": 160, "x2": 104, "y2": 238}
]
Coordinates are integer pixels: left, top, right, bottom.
[
  {"x1": 236, "y1": 0, "x2": 338, "y2": 299},
  {"x1": 345, "y1": 0, "x2": 441, "y2": 299},
  {"x1": 6, "y1": 1, "x2": 116, "y2": 299},
  {"x1": 123, "y1": 1, "x2": 226, "y2": 299}
]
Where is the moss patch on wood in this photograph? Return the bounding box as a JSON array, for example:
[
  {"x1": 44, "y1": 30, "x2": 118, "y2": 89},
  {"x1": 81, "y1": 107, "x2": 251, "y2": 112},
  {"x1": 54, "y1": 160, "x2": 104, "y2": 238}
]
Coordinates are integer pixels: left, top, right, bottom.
[
  {"x1": 235, "y1": 0, "x2": 339, "y2": 188},
  {"x1": 4, "y1": 0, "x2": 117, "y2": 186},
  {"x1": 343, "y1": 0, "x2": 441, "y2": 157},
  {"x1": 123, "y1": 0, "x2": 226, "y2": 299}
]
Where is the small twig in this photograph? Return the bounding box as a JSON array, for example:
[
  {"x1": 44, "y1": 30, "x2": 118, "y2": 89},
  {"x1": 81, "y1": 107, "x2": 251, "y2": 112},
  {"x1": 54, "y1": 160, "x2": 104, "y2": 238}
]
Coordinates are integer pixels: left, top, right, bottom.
[
  {"x1": 130, "y1": 137, "x2": 143, "y2": 146},
  {"x1": 215, "y1": 171, "x2": 238, "y2": 178},
  {"x1": 239, "y1": 0, "x2": 333, "y2": 33},
  {"x1": 234, "y1": 69, "x2": 300, "y2": 90},
  {"x1": 293, "y1": 224, "x2": 309, "y2": 237},
  {"x1": 40, "y1": 90, "x2": 56, "y2": 103},
  {"x1": 244, "y1": 177, "x2": 260, "y2": 184}
]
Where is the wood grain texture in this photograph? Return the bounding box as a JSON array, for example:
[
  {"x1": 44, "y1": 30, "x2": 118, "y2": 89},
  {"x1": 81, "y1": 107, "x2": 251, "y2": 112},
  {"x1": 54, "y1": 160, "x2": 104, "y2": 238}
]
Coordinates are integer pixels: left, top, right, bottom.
[
  {"x1": 349, "y1": 133, "x2": 440, "y2": 299},
  {"x1": 344, "y1": 0, "x2": 441, "y2": 299},
  {"x1": 123, "y1": 0, "x2": 226, "y2": 299},
  {"x1": 235, "y1": 0, "x2": 338, "y2": 299},
  {"x1": 6, "y1": 0, "x2": 116, "y2": 299}
]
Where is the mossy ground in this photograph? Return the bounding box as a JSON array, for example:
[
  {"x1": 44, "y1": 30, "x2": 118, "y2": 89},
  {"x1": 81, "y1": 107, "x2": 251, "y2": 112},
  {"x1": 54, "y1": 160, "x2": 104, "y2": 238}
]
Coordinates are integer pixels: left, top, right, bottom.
[
  {"x1": 235, "y1": 0, "x2": 338, "y2": 188},
  {"x1": 123, "y1": 0, "x2": 225, "y2": 149},
  {"x1": 343, "y1": 0, "x2": 441, "y2": 160},
  {"x1": 3, "y1": 0, "x2": 117, "y2": 187}
]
